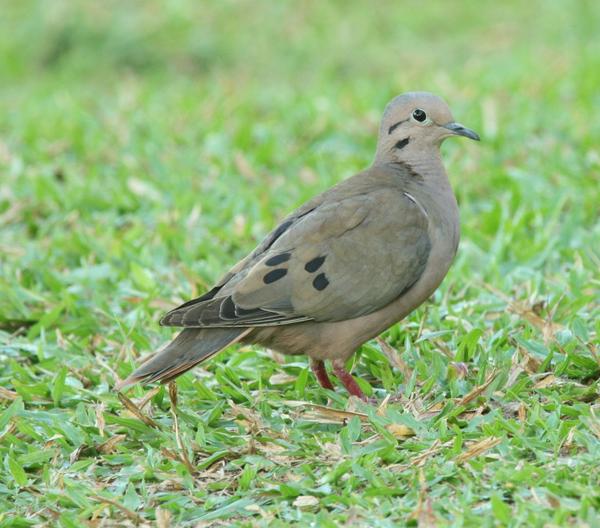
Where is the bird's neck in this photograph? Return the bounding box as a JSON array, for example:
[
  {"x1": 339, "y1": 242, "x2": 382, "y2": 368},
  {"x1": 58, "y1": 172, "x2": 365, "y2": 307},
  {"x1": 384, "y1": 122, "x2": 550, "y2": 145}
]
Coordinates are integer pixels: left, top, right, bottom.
[
  {"x1": 375, "y1": 151, "x2": 460, "y2": 247},
  {"x1": 377, "y1": 149, "x2": 452, "y2": 191}
]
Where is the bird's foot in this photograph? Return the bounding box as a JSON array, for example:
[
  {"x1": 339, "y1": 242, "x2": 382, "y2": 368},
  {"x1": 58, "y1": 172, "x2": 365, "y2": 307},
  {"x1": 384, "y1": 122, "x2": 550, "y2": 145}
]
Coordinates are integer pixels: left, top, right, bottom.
[
  {"x1": 331, "y1": 359, "x2": 366, "y2": 400},
  {"x1": 311, "y1": 359, "x2": 405, "y2": 406},
  {"x1": 310, "y1": 359, "x2": 335, "y2": 390}
]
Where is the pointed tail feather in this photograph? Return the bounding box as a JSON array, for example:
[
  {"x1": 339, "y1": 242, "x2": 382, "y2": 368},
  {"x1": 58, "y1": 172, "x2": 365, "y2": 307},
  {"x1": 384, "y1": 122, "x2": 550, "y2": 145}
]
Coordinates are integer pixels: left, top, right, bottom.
[{"x1": 115, "y1": 327, "x2": 251, "y2": 390}]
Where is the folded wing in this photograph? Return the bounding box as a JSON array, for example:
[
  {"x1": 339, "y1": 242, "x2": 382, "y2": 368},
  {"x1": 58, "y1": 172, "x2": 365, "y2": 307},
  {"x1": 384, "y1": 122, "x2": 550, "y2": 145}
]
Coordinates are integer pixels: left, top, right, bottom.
[{"x1": 161, "y1": 187, "x2": 431, "y2": 328}]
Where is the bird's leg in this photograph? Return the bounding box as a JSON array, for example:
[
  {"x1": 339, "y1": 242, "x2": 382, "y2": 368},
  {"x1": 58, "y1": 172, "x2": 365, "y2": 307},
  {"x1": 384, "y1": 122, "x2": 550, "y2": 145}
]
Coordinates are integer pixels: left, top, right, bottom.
[
  {"x1": 310, "y1": 359, "x2": 334, "y2": 390},
  {"x1": 332, "y1": 359, "x2": 366, "y2": 401}
]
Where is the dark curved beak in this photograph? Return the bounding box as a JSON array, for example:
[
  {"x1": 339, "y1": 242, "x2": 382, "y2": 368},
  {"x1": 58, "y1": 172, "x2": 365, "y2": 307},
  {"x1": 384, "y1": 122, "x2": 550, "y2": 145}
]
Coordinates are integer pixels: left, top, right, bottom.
[{"x1": 443, "y1": 122, "x2": 480, "y2": 141}]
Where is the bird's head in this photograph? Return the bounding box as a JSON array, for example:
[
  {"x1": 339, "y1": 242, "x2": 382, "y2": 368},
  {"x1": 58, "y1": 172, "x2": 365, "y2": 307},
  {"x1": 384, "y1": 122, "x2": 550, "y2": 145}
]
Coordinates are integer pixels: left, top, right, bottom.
[{"x1": 375, "y1": 92, "x2": 479, "y2": 165}]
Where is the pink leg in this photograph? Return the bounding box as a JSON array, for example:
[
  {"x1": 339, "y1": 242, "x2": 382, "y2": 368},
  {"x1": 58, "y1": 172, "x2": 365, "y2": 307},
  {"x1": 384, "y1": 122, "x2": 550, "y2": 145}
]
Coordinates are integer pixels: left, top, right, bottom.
[
  {"x1": 310, "y1": 359, "x2": 334, "y2": 390},
  {"x1": 332, "y1": 359, "x2": 366, "y2": 400}
]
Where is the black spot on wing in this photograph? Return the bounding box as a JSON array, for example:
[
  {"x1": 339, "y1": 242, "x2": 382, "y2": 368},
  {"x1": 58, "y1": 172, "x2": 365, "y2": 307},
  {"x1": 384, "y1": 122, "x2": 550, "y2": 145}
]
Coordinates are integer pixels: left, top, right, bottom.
[
  {"x1": 220, "y1": 295, "x2": 274, "y2": 321},
  {"x1": 265, "y1": 252, "x2": 291, "y2": 266},
  {"x1": 312, "y1": 273, "x2": 329, "y2": 291},
  {"x1": 220, "y1": 296, "x2": 237, "y2": 319},
  {"x1": 263, "y1": 268, "x2": 287, "y2": 284},
  {"x1": 304, "y1": 255, "x2": 326, "y2": 273},
  {"x1": 261, "y1": 208, "x2": 316, "y2": 252},
  {"x1": 264, "y1": 220, "x2": 293, "y2": 250}
]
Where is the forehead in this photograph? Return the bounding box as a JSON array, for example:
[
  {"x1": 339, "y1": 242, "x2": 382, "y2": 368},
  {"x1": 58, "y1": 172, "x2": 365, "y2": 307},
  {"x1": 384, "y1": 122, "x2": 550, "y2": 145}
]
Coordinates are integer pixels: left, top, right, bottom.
[{"x1": 382, "y1": 92, "x2": 454, "y2": 124}]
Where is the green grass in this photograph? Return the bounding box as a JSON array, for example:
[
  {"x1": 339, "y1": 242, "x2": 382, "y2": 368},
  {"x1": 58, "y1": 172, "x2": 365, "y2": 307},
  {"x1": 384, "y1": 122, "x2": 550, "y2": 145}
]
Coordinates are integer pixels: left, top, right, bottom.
[{"x1": 1, "y1": 0, "x2": 599, "y2": 526}]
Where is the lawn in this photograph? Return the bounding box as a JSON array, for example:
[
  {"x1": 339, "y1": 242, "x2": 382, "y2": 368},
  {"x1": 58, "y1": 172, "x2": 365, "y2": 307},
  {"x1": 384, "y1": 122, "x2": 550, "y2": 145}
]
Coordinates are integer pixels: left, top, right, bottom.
[{"x1": 0, "y1": 1, "x2": 599, "y2": 526}]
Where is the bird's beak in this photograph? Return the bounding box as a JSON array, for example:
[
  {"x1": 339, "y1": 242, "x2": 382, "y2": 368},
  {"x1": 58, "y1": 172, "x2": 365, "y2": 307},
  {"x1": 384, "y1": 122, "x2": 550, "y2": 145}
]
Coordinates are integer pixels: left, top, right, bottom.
[{"x1": 443, "y1": 122, "x2": 480, "y2": 141}]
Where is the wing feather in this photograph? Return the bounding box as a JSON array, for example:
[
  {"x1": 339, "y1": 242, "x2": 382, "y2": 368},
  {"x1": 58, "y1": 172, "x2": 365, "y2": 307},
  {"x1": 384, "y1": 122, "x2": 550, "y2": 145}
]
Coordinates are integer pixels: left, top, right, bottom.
[{"x1": 161, "y1": 182, "x2": 430, "y2": 328}]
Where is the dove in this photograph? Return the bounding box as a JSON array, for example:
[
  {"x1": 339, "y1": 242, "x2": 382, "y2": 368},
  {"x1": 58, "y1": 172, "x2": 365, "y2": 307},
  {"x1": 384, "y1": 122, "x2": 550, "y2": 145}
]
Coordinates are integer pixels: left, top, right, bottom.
[{"x1": 116, "y1": 92, "x2": 479, "y2": 401}]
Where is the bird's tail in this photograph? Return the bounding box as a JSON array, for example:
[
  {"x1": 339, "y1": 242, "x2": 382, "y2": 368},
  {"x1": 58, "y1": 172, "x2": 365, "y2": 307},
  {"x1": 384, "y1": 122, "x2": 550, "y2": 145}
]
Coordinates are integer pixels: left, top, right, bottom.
[{"x1": 115, "y1": 327, "x2": 251, "y2": 390}]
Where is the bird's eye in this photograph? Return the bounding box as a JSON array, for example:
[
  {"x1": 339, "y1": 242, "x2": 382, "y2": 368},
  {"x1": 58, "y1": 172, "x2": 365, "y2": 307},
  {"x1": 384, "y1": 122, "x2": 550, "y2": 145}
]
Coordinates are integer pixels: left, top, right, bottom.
[{"x1": 412, "y1": 109, "x2": 427, "y2": 122}]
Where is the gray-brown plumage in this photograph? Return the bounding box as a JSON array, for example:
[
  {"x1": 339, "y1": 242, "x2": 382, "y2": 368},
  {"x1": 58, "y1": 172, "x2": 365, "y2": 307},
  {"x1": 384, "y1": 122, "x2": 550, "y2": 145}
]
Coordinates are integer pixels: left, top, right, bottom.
[{"x1": 116, "y1": 92, "x2": 479, "y2": 400}]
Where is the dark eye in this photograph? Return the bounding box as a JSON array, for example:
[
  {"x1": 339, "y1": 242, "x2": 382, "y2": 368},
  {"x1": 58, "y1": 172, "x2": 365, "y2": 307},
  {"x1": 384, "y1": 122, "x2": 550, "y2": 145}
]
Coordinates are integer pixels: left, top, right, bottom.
[{"x1": 412, "y1": 109, "x2": 427, "y2": 122}]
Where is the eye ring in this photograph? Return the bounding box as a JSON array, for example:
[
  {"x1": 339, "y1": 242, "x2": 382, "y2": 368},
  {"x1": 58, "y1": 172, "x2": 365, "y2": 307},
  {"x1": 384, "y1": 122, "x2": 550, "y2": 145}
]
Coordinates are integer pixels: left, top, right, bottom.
[{"x1": 412, "y1": 108, "x2": 427, "y2": 122}]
